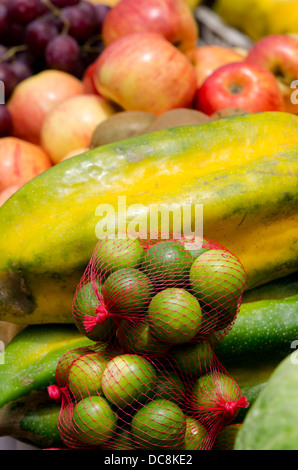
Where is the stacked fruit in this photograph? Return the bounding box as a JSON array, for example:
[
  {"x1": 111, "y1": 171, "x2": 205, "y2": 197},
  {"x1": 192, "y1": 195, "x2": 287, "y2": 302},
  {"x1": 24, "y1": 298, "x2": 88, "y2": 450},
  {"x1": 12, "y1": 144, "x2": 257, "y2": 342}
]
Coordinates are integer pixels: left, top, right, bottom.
[{"x1": 47, "y1": 235, "x2": 248, "y2": 450}]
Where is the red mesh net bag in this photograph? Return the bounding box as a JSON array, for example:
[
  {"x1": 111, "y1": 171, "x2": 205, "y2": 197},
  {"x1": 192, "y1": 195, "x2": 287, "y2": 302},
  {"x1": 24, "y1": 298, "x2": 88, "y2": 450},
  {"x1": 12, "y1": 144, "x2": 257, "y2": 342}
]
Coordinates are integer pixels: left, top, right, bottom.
[{"x1": 48, "y1": 233, "x2": 248, "y2": 450}]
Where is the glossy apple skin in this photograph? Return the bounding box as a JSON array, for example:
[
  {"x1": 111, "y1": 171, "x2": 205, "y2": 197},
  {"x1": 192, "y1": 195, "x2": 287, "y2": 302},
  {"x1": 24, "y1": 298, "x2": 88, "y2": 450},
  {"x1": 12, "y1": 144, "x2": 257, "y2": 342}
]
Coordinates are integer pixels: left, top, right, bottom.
[
  {"x1": 93, "y1": 32, "x2": 197, "y2": 115},
  {"x1": 102, "y1": 0, "x2": 198, "y2": 53},
  {"x1": 196, "y1": 62, "x2": 285, "y2": 116},
  {"x1": 186, "y1": 45, "x2": 245, "y2": 87},
  {"x1": 82, "y1": 62, "x2": 101, "y2": 95},
  {"x1": 7, "y1": 70, "x2": 84, "y2": 146},
  {"x1": 245, "y1": 34, "x2": 298, "y2": 114},
  {"x1": 40, "y1": 94, "x2": 116, "y2": 164},
  {"x1": 0, "y1": 137, "x2": 52, "y2": 192}
]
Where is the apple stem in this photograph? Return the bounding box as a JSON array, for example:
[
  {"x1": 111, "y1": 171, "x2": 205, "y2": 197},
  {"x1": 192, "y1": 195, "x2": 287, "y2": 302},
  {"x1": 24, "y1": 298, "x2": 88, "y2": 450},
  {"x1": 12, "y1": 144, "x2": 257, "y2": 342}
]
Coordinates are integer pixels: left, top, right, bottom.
[{"x1": 229, "y1": 83, "x2": 243, "y2": 95}]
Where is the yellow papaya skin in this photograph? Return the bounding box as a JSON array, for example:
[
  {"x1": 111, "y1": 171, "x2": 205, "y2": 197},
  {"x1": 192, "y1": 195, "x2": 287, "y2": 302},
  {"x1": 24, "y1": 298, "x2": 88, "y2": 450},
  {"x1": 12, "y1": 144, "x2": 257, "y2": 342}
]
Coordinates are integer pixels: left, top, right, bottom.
[{"x1": 0, "y1": 112, "x2": 297, "y2": 324}]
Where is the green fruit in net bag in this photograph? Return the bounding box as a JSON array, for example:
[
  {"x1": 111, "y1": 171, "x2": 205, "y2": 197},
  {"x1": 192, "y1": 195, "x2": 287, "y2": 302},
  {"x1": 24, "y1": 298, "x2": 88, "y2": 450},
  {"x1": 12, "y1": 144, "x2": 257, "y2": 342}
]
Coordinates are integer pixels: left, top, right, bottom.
[
  {"x1": 183, "y1": 417, "x2": 210, "y2": 450},
  {"x1": 101, "y1": 354, "x2": 156, "y2": 409},
  {"x1": 112, "y1": 425, "x2": 135, "y2": 450},
  {"x1": 191, "y1": 371, "x2": 249, "y2": 429},
  {"x1": 117, "y1": 319, "x2": 169, "y2": 357},
  {"x1": 68, "y1": 352, "x2": 108, "y2": 401},
  {"x1": 154, "y1": 371, "x2": 186, "y2": 405},
  {"x1": 102, "y1": 268, "x2": 153, "y2": 318},
  {"x1": 95, "y1": 236, "x2": 145, "y2": 279},
  {"x1": 131, "y1": 398, "x2": 186, "y2": 449},
  {"x1": 189, "y1": 249, "x2": 246, "y2": 330},
  {"x1": 55, "y1": 346, "x2": 93, "y2": 387},
  {"x1": 212, "y1": 423, "x2": 242, "y2": 450},
  {"x1": 189, "y1": 247, "x2": 209, "y2": 259},
  {"x1": 169, "y1": 340, "x2": 214, "y2": 378},
  {"x1": 142, "y1": 240, "x2": 193, "y2": 289},
  {"x1": 148, "y1": 288, "x2": 202, "y2": 345},
  {"x1": 72, "y1": 395, "x2": 117, "y2": 446},
  {"x1": 73, "y1": 281, "x2": 116, "y2": 342}
]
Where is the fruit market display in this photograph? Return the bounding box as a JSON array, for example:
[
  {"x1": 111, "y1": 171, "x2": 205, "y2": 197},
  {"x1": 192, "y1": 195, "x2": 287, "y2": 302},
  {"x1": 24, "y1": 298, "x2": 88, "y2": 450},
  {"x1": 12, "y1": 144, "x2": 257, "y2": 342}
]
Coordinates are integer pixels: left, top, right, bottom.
[{"x1": 0, "y1": 0, "x2": 297, "y2": 453}]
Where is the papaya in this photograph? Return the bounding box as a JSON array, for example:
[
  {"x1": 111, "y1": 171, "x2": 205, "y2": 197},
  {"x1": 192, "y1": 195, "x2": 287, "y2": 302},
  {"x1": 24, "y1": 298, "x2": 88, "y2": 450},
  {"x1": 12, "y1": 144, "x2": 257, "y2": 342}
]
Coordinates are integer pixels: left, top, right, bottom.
[{"x1": 0, "y1": 112, "x2": 297, "y2": 325}]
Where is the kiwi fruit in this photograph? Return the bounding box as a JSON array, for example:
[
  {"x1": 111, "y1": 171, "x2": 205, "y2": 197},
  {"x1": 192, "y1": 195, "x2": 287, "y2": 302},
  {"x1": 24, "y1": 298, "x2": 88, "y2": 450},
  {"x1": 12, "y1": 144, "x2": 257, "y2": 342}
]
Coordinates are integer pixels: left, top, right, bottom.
[
  {"x1": 145, "y1": 108, "x2": 211, "y2": 132},
  {"x1": 90, "y1": 110, "x2": 157, "y2": 148},
  {"x1": 210, "y1": 108, "x2": 250, "y2": 120}
]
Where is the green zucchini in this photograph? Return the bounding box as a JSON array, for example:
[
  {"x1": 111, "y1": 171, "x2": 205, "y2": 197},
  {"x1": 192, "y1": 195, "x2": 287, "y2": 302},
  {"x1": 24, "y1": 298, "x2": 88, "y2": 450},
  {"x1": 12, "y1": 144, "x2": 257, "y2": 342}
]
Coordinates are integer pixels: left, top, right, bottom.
[
  {"x1": 0, "y1": 324, "x2": 93, "y2": 408},
  {"x1": 0, "y1": 391, "x2": 62, "y2": 449},
  {"x1": 242, "y1": 271, "x2": 298, "y2": 303},
  {"x1": 235, "y1": 353, "x2": 298, "y2": 449},
  {"x1": 214, "y1": 294, "x2": 298, "y2": 367}
]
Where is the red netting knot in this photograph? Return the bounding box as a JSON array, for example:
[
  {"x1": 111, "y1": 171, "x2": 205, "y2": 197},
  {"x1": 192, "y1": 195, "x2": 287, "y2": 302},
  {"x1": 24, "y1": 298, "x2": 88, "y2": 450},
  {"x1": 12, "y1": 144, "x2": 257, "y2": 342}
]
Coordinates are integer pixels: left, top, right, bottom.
[
  {"x1": 48, "y1": 384, "x2": 62, "y2": 402},
  {"x1": 83, "y1": 304, "x2": 109, "y2": 333},
  {"x1": 221, "y1": 396, "x2": 249, "y2": 419}
]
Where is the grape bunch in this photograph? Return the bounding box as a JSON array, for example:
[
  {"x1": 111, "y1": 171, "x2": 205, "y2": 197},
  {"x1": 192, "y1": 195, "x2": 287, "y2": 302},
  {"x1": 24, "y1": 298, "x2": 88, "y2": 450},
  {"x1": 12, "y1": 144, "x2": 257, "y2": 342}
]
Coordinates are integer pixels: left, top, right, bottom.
[
  {"x1": 0, "y1": 0, "x2": 111, "y2": 136},
  {"x1": 0, "y1": 0, "x2": 110, "y2": 96}
]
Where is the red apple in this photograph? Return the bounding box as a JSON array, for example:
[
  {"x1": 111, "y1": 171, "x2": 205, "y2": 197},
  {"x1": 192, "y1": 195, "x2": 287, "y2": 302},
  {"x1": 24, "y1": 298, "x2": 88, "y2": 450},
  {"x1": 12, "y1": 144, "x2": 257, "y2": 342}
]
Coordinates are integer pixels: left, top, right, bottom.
[
  {"x1": 60, "y1": 147, "x2": 90, "y2": 162},
  {"x1": 0, "y1": 185, "x2": 21, "y2": 206},
  {"x1": 102, "y1": 0, "x2": 198, "y2": 53},
  {"x1": 82, "y1": 61, "x2": 101, "y2": 95},
  {"x1": 245, "y1": 34, "x2": 298, "y2": 114},
  {"x1": 7, "y1": 70, "x2": 85, "y2": 146},
  {"x1": 93, "y1": 32, "x2": 197, "y2": 115},
  {"x1": 196, "y1": 62, "x2": 285, "y2": 116},
  {"x1": 0, "y1": 137, "x2": 52, "y2": 192},
  {"x1": 186, "y1": 45, "x2": 245, "y2": 88},
  {"x1": 41, "y1": 94, "x2": 116, "y2": 164}
]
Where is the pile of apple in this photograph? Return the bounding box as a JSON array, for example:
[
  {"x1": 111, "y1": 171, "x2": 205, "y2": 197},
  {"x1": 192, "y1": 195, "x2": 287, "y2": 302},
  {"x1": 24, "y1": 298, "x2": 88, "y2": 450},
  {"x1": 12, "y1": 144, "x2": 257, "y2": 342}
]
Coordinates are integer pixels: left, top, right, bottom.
[{"x1": 1, "y1": 0, "x2": 298, "y2": 207}]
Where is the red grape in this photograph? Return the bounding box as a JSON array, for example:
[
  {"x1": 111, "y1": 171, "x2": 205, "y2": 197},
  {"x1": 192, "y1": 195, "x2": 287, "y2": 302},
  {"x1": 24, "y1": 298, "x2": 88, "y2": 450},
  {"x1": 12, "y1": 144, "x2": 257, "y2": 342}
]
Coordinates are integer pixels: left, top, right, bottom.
[
  {"x1": 45, "y1": 34, "x2": 80, "y2": 74},
  {"x1": 60, "y1": 4, "x2": 96, "y2": 41},
  {"x1": 0, "y1": 45, "x2": 8, "y2": 59},
  {"x1": 8, "y1": 0, "x2": 41, "y2": 24},
  {"x1": 2, "y1": 22, "x2": 26, "y2": 46},
  {"x1": 0, "y1": 4, "x2": 8, "y2": 37},
  {"x1": 26, "y1": 18, "x2": 59, "y2": 56},
  {"x1": 0, "y1": 104, "x2": 13, "y2": 137},
  {"x1": 94, "y1": 4, "x2": 111, "y2": 30},
  {"x1": 0, "y1": 62, "x2": 18, "y2": 99},
  {"x1": 50, "y1": 0, "x2": 79, "y2": 6},
  {"x1": 10, "y1": 60, "x2": 32, "y2": 83}
]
